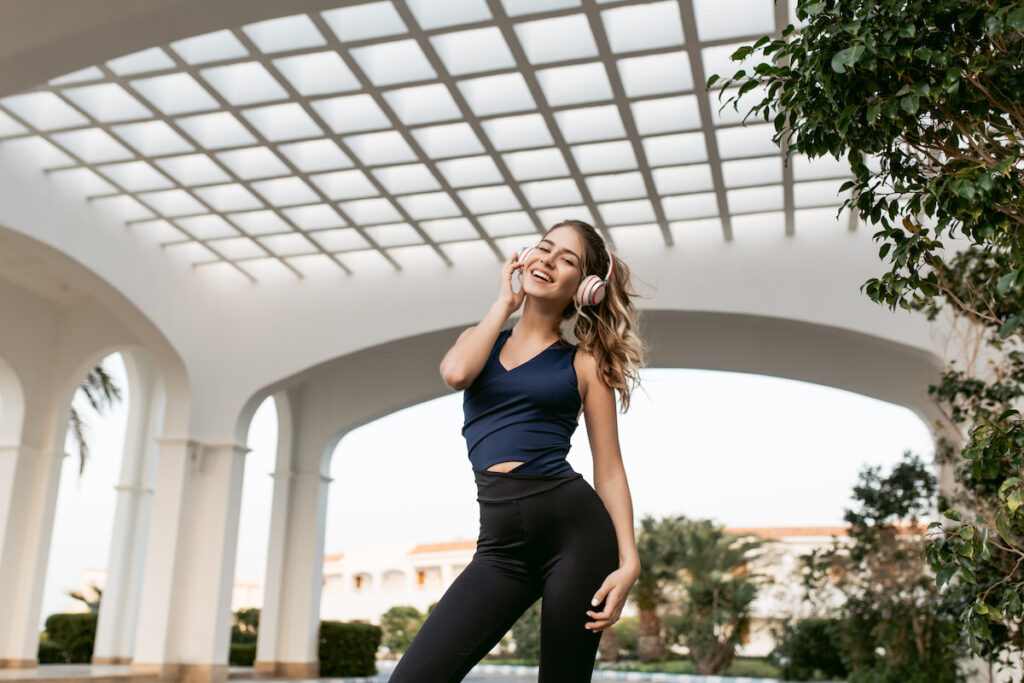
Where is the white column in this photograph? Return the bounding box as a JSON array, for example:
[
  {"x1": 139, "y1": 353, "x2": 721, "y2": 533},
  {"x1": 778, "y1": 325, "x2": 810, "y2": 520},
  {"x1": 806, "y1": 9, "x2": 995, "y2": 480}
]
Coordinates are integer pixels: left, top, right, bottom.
[
  {"x1": 131, "y1": 438, "x2": 250, "y2": 683},
  {"x1": 0, "y1": 442, "x2": 66, "y2": 667},
  {"x1": 93, "y1": 351, "x2": 161, "y2": 665},
  {"x1": 254, "y1": 468, "x2": 332, "y2": 678},
  {"x1": 254, "y1": 392, "x2": 291, "y2": 676}
]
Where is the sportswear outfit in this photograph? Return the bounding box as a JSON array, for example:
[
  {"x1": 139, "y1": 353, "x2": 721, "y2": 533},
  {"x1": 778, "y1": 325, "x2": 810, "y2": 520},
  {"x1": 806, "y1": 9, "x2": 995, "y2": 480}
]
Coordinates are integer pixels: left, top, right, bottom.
[{"x1": 388, "y1": 328, "x2": 619, "y2": 682}]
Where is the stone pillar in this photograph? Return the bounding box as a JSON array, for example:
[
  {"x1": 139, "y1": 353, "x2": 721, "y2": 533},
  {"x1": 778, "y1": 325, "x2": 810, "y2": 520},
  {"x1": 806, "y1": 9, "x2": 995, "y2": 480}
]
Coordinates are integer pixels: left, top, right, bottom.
[
  {"x1": 0, "y1": 442, "x2": 66, "y2": 668},
  {"x1": 131, "y1": 438, "x2": 250, "y2": 683},
  {"x1": 253, "y1": 468, "x2": 332, "y2": 678},
  {"x1": 93, "y1": 351, "x2": 161, "y2": 665}
]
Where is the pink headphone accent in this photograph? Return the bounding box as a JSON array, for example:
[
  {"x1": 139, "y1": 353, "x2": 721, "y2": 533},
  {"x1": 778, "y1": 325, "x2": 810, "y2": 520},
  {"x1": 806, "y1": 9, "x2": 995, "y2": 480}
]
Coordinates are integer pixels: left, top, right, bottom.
[{"x1": 516, "y1": 242, "x2": 614, "y2": 307}]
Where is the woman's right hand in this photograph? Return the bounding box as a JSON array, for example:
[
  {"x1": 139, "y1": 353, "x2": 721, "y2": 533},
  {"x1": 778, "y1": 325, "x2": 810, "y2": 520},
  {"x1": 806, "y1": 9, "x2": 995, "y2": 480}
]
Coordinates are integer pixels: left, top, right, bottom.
[{"x1": 497, "y1": 250, "x2": 527, "y2": 314}]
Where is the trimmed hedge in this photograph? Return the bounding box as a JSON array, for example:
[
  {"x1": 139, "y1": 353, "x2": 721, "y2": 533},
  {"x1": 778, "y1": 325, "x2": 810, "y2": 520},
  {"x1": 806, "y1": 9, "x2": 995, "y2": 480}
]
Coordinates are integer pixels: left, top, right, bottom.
[
  {"x1": 229, "y1": 642, "x2": 256, "y2": 666},
  {"x1": 37, "y1": 640, "x2": 66, "y2": 664},
  {"x1": 318, "y1": 621, "x2": 382, "y2": 677},
  {"x1": 40, "y1": 613, "x2": 97, "y2": 663}
]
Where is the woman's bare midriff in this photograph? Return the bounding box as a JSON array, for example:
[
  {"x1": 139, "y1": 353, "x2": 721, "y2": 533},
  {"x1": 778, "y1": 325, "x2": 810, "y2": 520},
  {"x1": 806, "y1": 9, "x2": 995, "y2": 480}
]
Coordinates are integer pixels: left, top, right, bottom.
[{"x1": 487, "y1": 461, "x2": 525, "y2": 473}]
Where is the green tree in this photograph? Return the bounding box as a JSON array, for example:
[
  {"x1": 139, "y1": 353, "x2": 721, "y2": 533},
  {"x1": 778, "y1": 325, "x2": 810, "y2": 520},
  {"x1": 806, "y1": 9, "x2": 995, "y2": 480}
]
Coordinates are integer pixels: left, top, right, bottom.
[
  {"x1": 709, "y1": 0, "x2": 1024, "y2": 658},
  {"x1": 378, "y1": 605, "x2": 423, "y2": 654},
  {"x1": 800, "y1": 452, "x2": 967, "y2": 682},
  {"x1": 231, "y1": 607, "x2": 259, "y2": 643},
  {"x1": 633, "y1": 514, "x2": 688, "y2": 661},
  {"x1": 509, "y1": 599, "x2": 541, "y2": 661},
  {"x1": 663, "y1": 519, "x2": 765, "y2": 675},
  {"x1": 68, "y1": 361, "x2": 123, "y2": 477},
  {"x1": 67, "y1": 584, "x2": 102, "y2": 613}
]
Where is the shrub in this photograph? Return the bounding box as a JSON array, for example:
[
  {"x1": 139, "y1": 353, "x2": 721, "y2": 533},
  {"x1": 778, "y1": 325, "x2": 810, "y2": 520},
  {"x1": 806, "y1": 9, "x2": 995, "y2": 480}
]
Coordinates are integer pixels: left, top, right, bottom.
[
  {"x1": 318, "y1": 620, "x2": 381, "y2": 677},
  {"x1": 772, "y1": 617, "x2": 848, "y2": 681},
  {"x1": 379, "y1": 606, "x2": 424, "y2": 654},
  {"x1": 611, "y1": 616, "x2": 640, "y2": 654},
  {"x1": 37, "y1": 640, "x2": 66, "y2": 664},
  {"x1": 42, "y1": 613, "x2": 96, "y2": 663},
  {"x1": 228, "y1": 642, "x2": 256, "y2": 666}
]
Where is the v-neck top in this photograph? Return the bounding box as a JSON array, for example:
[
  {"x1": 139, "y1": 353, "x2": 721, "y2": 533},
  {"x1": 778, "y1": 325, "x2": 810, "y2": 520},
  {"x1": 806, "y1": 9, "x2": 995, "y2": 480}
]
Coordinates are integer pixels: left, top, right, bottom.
[{"x1": 462, "y1": 328, "x2": 582, "y2": 476}]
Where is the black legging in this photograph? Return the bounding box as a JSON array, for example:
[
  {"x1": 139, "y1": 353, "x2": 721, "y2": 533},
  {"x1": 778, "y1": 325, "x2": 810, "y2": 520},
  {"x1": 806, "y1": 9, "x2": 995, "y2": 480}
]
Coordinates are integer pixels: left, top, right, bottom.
[{"x1": 388, "y1": 467, "x2": 620, "y2": 682}]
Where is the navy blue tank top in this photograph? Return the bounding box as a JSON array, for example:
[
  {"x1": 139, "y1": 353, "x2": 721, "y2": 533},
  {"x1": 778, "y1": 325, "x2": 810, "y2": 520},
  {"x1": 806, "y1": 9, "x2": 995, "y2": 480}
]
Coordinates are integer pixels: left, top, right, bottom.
[{"x1": 462, "y1": 328, "x2": 582, "y2": 476}]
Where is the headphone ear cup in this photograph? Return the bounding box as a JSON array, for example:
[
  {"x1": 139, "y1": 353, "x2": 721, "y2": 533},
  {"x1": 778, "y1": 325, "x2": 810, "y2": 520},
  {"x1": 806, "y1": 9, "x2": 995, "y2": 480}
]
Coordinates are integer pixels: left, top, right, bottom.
[
  {"x1": 576, "y1": 275, "x2": 607, "y2": 306},
  {"x1": 517, "y1": 246, "x2": 536, "y2": 263}
]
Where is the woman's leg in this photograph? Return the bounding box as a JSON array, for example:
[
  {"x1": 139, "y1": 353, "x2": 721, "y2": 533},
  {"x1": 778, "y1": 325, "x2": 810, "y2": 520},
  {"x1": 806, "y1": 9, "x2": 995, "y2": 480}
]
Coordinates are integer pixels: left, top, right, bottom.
[
  {"x1": 535, "y1": 482, "x2": 619, "y2": 682},
  {"x1": 388, "y1": 552, "x2": 541, "y2": 682}
]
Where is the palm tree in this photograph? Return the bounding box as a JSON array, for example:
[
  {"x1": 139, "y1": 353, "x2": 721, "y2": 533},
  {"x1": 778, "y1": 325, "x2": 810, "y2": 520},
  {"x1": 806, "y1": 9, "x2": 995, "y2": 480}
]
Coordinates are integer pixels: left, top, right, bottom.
[
  {"x1": 67, "y1": 362, "x2": 122, "y2": 476},
  {"x1": 669, "y1": 519, "x2": 765, "y2": 675},
  {"x1": 67, "y1": 584, "x2": 102, "y2": 613},
  {"x1": 633, "y1": 514, "x2": 689, "y2": 662}
]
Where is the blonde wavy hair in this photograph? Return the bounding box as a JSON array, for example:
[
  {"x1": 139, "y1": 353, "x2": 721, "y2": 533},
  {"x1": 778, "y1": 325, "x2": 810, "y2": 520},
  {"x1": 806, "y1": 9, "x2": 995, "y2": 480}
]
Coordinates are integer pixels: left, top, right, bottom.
[{"x1": 548, "y1": 219, "x2": 651, "y2": 413}]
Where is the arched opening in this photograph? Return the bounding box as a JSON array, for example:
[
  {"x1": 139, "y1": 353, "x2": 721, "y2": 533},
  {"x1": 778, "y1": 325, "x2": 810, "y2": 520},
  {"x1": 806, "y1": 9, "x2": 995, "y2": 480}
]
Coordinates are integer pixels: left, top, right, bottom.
[
  {"x1": 226, "y1": 395, "x2": 277, "y2": 664},
  {"x1": 40, "y1": 352, "x2": 129, "y2": 628}
]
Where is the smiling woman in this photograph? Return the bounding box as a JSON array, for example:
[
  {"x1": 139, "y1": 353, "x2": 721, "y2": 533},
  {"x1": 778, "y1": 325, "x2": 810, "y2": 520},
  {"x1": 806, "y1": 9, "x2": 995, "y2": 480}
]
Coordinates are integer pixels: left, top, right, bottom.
[{"x1": 389, "y1": 219, "x2": 649, "y2": 681}]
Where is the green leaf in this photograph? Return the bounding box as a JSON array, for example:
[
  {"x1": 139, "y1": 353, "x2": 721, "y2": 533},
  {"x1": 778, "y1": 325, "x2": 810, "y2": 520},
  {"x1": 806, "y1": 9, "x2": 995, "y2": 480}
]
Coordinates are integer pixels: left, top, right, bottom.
[
  {"x1": 706, "y1": 74, "x2": 720, "y2": 88},
  {"x1": 995, "y1": 510, "x2": 1013, "y2": 544},
  {"x1": 998, "y1": 315, "x2": 1021, "y2": 339},
  {"x1": 803, "y1": 1, "x2": 825, "y2": 17},
  {"x1": 900, "y1": 93, "x2": 920, "y2": 114},
  {"x1": 957, "y1": 179, "x2": 976, "y2": 199},
  {"x1": 897, "y1": 24, "x2": 916, "y2": 38},
  {"x1": 1007, "y1": 7, "x2": 1024, "y2": 31},
  {"x1": 831, "y1": 45, "x2": 864, "y2": 74},
  {"x1": 1008, "y1": 488, "x2": 1023, "y2": 514},
  {"x1": 867, "y1": 101, "x2": 881, "y2": 122},
  {"x1": 936, "y1": 562, "x2": 957, "y2": 588},
  {"x1": 943, "y1": 509, "x2": 962, "y2": 522},
  {"x1": 731, "y1": 46, "x2": 755, "y2": 61},
  {"x1": 999, "y1": 477, "x2": 1022, "y2": 498},
  {"x1": 997, "y1": 270, "x2": 1018, "y2": 295}
]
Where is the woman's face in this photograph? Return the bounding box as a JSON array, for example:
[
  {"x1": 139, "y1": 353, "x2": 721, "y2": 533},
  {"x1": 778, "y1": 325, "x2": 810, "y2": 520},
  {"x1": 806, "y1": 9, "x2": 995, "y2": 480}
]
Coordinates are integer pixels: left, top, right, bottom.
[{"x1": 522, "y1": 226, "x2": 587, "y2": 306}]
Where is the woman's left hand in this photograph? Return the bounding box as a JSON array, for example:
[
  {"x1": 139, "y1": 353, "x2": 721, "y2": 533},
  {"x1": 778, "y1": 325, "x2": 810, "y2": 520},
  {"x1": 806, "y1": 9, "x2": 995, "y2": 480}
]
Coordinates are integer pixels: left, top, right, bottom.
[{"x1": 584, "y1": 565, "x2": 639, "y2": 631}]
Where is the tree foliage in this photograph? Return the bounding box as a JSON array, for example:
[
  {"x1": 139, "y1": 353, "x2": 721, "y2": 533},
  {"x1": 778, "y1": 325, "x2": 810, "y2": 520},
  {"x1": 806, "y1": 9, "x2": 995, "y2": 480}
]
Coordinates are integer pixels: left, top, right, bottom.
[
  {"x1": 67, "y1": 361, "x2": 123, "y2": 476},
  {"x1": 378, "y1": 605, "x2": 423, "y2": 654},
  {"x1": 662, "y1": 518, "x2": 766, "y2": 675},
  {"x1": 633, "y1": 514, "x2": 690, "y2": 661},
  {"x1": 799, "y1": 453, "x2": 967, "y2": 682},
  {"x1": 709, "y1": 0, "x2": 1024, "y2": 661}
]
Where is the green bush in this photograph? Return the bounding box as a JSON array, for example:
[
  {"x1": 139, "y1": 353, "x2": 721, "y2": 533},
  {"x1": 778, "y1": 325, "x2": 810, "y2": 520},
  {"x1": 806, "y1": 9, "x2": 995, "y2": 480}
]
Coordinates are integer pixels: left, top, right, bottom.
[
  {"x1": 611, "y1": 616, "x2": 639, "y2": 654},
  {"x1": 231, "y1": 608, "x2": 259, "y2": 644},
  {"x1": 772, "y1": 618, "x2": 848, "y2": 681},
  {"x1": 42, "y1": 613, "x2": 97, "y2": 663},
  {"x1": 37, "y1": 640, "x2": 66, "y2": 663},
  {"x1": 318, "y1": 620, "x2": 381, "y2": 677},
  {"x1": 379, "y1": 606, "x2": 424, "y2": 654},
  {"x1": 228, "y1": 642, "x2": 256, "y2": 666}
]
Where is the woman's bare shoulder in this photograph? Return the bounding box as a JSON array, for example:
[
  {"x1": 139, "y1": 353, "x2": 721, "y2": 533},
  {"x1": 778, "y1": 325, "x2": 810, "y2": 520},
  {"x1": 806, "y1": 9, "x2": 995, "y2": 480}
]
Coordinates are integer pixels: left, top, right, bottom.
[{"x1": 572, "y1": 345, "x2": 599, "y2": 400}]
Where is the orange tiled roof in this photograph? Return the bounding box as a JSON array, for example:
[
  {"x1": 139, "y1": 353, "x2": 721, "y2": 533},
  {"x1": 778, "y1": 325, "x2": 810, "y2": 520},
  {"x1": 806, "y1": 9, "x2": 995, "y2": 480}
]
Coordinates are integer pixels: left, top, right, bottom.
[
  {"x1": 725, "y1": 526, "x2": 849, "y2": 538},
  {"x1": 409, "y1": 540, "x2": 477, "y2": 554}
]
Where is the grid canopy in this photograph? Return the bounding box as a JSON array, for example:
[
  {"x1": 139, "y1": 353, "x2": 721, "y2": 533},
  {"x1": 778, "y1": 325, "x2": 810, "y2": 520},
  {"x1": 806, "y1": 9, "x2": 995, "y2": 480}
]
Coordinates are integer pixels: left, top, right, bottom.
[{"x1": 0, "y1": 0, "x2": 855, "y2": 281}]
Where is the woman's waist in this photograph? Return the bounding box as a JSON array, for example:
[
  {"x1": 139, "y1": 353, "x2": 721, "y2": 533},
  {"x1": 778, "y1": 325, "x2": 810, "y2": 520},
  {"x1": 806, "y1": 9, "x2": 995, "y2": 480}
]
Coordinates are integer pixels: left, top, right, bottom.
[{"x1": 472, "y1": 467, "x2": 582, "y2": 503}]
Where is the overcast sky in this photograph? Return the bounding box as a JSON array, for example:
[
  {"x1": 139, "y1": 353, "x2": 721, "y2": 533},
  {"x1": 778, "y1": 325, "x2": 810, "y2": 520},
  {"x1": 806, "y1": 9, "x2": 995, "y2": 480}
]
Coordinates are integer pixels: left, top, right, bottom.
[{"x1": 40, "y1": 351, "x2": 934, "y2": 628}]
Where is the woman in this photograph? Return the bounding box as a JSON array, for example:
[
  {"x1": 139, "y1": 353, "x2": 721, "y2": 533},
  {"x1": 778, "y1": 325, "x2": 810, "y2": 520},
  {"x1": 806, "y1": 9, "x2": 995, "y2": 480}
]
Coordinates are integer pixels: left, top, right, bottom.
[{"x1": 389, "y1": 219, "x2": 646, "y2": 682}]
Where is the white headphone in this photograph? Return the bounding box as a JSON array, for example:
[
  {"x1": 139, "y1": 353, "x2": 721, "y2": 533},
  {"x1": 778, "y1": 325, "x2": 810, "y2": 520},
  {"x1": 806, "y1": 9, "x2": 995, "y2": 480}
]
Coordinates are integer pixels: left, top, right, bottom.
[{"x1": 515, "y1": 242, "x2": 614, "y2": 307}]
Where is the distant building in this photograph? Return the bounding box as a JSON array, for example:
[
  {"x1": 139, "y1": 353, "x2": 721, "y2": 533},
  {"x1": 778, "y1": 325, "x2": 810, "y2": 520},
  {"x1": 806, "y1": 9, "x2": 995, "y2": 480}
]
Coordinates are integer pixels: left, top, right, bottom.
[{"x1": 74, "y1": 526, "x2": 851, "y2": 657}]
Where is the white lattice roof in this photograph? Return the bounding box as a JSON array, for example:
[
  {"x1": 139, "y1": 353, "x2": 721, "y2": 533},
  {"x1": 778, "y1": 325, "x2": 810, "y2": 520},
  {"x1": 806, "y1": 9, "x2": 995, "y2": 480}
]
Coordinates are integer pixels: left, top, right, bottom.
[{"x1": 0, "y1": 0, "x2": 854, "y2": 282}]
